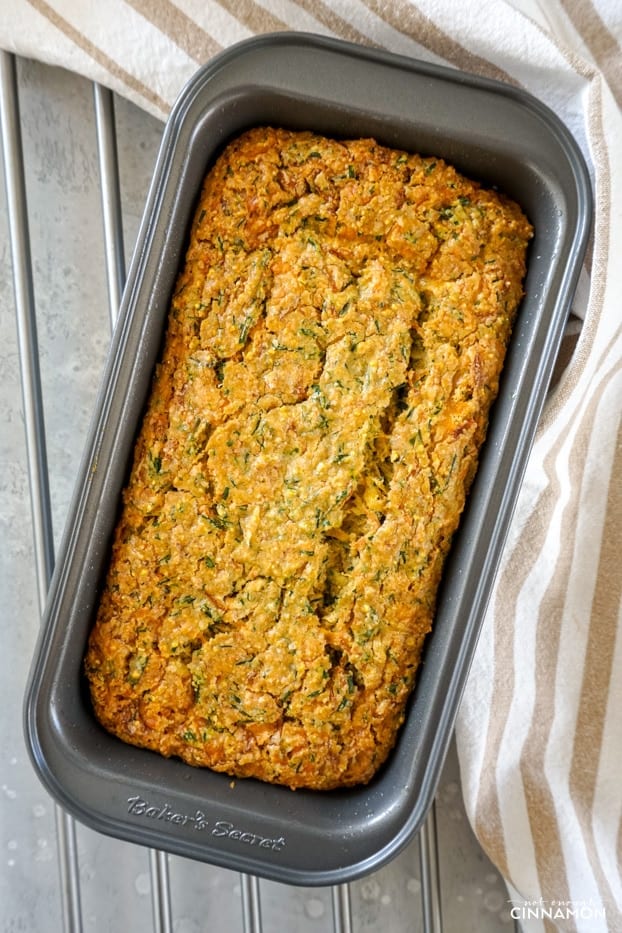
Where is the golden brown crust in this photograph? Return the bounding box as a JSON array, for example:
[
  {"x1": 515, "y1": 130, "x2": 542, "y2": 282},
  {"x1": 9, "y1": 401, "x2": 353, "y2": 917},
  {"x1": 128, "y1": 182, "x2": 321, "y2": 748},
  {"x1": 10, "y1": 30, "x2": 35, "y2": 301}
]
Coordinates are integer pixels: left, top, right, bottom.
[{"x1": 85, "y1": 127, "x2": 532, "y2": 789}]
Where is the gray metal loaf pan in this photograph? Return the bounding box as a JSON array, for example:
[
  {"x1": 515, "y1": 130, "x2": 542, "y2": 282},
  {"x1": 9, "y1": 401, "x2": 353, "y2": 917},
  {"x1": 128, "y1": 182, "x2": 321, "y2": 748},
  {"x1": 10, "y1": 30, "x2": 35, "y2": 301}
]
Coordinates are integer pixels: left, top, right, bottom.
[{"x1": 24, "y1": 33, "x2": 591, "y2": 885}]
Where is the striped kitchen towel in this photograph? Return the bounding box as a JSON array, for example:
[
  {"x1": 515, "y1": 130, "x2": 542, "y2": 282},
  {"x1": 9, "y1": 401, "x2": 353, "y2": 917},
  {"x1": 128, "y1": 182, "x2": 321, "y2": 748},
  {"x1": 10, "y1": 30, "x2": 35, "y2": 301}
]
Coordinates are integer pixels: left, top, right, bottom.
[{"x1": 1, "y1": 2, "x2": 620, "y2": 930}]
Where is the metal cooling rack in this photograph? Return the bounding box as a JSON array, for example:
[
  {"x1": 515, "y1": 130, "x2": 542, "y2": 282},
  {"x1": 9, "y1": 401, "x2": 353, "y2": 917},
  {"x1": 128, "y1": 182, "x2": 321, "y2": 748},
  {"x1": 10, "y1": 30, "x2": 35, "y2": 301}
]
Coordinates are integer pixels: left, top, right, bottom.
[{"x1": 0, "y1": 49, "x2": 517, "y2": 933}]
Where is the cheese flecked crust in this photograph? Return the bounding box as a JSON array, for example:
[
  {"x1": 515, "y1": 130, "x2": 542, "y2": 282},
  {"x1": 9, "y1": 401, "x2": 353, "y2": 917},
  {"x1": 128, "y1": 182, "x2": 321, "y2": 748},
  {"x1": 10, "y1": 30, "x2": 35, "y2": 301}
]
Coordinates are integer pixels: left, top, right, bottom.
[{"x1": 85, "y1": 127, "x2": 532, "y2": 790}]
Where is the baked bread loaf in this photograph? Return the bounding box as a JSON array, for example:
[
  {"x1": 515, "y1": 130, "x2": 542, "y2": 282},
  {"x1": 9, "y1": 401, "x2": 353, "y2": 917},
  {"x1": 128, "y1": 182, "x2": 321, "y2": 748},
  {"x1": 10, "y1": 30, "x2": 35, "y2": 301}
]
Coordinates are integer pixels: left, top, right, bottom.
[{"x1": 85, "y1": 126, "x2": 532, "y2": 790}]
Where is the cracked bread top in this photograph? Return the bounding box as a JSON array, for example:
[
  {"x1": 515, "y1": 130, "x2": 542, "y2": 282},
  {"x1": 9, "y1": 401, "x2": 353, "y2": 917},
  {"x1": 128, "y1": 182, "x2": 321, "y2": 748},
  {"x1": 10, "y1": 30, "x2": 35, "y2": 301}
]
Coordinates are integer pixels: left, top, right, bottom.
[{"x1": 85, "y1": 126, "x2": 532, "y2": 790}]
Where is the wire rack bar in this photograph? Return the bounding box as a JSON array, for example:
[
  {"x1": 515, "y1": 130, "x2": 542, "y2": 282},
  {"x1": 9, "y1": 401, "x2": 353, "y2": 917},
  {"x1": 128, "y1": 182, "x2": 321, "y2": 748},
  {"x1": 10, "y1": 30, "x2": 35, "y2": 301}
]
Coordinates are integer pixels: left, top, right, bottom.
[
  {"x1": 240, "y1": 874, "x2": 263, "y2": 933},
  {"x1": 0, "y1": 49, "x2": 84, "y2": 933},
  {"x1": 147, "y1": 849, "x2": 174, "y2": 933},
  {"x1": 0, "y1": 50, "x2": 54, "y2": 600},
  {"x1": 93, "y1": 82, "x2": 126, "y2": 320},
  {"x1": 331, "y1": 883, "x2": 353, "y2": 933},
  {"x1": 419, "y1": 802, "x2": 443, "y2": 933}
]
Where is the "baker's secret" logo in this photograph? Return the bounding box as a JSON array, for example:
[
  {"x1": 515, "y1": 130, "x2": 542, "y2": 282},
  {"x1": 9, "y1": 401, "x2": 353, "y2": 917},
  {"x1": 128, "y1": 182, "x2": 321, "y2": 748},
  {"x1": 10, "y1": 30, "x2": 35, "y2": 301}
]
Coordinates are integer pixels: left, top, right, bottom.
[{"x1": 126, "y1": 795, "x2": 286, "y2": 852}]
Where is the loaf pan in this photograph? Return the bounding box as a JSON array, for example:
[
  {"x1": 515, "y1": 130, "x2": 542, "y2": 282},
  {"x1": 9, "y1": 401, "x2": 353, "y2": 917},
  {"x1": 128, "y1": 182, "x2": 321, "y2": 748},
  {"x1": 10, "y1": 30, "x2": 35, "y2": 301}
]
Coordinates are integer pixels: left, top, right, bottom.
[{"x1": 24, "y1": 33, "x2": 591, "y2": 885}]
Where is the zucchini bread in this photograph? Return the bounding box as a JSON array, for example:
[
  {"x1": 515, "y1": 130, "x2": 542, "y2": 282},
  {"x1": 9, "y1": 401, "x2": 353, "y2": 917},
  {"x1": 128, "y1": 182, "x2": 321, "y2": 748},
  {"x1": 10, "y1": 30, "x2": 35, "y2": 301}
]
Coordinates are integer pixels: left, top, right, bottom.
[{"x1": 85, "y1": 126, "x2": 532, "y2": 790}]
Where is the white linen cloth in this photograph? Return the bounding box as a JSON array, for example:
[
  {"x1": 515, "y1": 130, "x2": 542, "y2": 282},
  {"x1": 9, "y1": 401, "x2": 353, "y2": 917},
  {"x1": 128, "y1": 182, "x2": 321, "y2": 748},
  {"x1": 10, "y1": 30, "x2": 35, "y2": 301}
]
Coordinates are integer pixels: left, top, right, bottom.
[{"x1": 1, "y1": 2, "x2": 620, "y2": 930}]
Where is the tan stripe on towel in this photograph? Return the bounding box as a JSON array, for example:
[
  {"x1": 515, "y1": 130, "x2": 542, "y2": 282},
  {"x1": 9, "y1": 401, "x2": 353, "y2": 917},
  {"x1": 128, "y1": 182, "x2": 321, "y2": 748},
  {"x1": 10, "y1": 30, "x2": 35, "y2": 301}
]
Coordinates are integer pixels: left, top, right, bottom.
[
  {"x1": 291, "y1": 0, "x2": 379, "y2": 48},
  {"x1": 559, "y1": 0, "x2": 622, "y2": 108},
  {"x1": 215, "y1": 0, "x2": 289, "y2": 34},
  {"x1": 517, "y1": 411, "x2": 599, "y2": 911},
  {"x1": 25, "y1": 0, "x2": 169, "y2": 114},
  {"x1": 517, "y1": 349, "x2": 622, "y2": 910},
  {"x1": 568, "y1": 411, "x2": 622, "y2": 915},
  {"x1": 359, "y1": 0, "x2": 518, "y2": 85},
  {"x1": 126, "y1": 0, "x2": 221, "y2": 63},
  {"x1": 472, "y1": 434, "x2": 566, "y2": 884}
]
